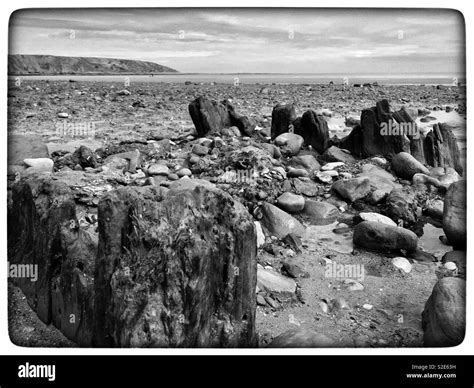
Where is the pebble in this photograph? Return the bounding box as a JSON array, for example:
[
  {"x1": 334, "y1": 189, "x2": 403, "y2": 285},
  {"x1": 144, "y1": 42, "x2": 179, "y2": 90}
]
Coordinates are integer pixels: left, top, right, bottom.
[
  {"x1": 344, "y1": 279, "x2": 364, "y2": 291},
  {"x1": 444, "y1": 262, "x2": 457, "y2": 271},
  {"x1": 392, "y1": 257, "x2": 412, "y2": 273},
  {"x1": 148, "y1": 164, "x2": 170, "y2": 176},
  {"x1": 57, "y1": 112, "x2": 69, "y2": 118},
  {"x1": 362, "y1": 303, "x2": 373, "y2": 310},
  {"x1": 176, "y1": 168, "x2": 192, "y2": 177},
  {"x1": 321, "y1": 162, "x2": 344, "y2": 171},
  {"x1": 167, "y1": 173, "x2": 179, "y2": 181}
]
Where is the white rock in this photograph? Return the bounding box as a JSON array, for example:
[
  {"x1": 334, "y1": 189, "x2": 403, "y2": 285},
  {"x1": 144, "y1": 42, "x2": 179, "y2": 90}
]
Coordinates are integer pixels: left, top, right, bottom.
[
  {"x1": 148, "y1": 164, "x2": 170, "y2": 176},
  {"x1": 359, "y1": 212, "x2": 397, "y2": 227},
  {"x1": 57, "y1": 112, "x2": 69, "y2": 118},
  {"x1": 257, "y1": 264, "x2": 297, "y2": 295},
  {"x1": 362, "y1": 303, "x2": 373, "y2": 310},
  {"x1": 254, "y1": 221, "x2": 265, "y2": 248},
  {"x1": 322, "y1": 162, "x2": 345, "y2": 171},
  {"x1": 444, "y1": 262, "x2": 457, "y2": 271},
  {"x1": 392, "y1": 257, "x2": 412, "y2": 273},
  {"x1": 23, "y1": 158, "x2": 54, "y2": 173}
]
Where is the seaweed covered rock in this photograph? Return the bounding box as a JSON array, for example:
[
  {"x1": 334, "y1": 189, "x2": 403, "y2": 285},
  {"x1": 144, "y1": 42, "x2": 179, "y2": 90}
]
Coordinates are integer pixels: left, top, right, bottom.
[
  {"x1": 94, "y1": 179, "x2": 257, "y2": 347},
  {"x1": 189, "y1": 96, "x2": 232, "y2": 137},
  {"x1": 422, "y1": 277, "x2": 465, "y2": 347}
]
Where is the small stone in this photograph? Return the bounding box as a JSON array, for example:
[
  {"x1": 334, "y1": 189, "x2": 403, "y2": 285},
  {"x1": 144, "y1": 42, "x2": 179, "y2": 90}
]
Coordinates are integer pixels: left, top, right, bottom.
[
  {"x1": 254, "y1": 221, "x2": 266, "y2": 248},
  {"x1": 148, "y1": 164, "x2": 170, "y2": 176},
  {"x1": 363, "y1": 304, "x2": 373, "y2": 310},
  {"x1": 257, "y1": 294, "x2": 267, "y2": 306},
  {"x1": 321, "y1": 162, "x2": 345, "y2": 171},
  {"x1": 344, "y1": 279, "x2": 364, "y2": 291},
  {"x1": 57, "y1": 112, "x2": 69, "y2": 118},
  {"x1": 316, "y1": 170, "x2": 335, "y2": 184},
  {"x1": 189, "y1": 156, "x2": 200, "y2": 165},
  {"x1": 192, "y1": 144, "x2": 209, "y2": 156},
  {"x1": 167, "y1": 173, "x2": 179, "y2": 181},
  {"x1": 392, "y1": 257, "x2": 412, "y2": 273},
  {"x1": 176, "y1": 168, "x2": 192, "y2": 177}
]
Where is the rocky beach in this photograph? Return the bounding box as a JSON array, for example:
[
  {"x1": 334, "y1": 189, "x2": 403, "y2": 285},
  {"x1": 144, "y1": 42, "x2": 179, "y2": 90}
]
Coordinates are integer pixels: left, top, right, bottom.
[{"x1": 7, "y1": 79, "x2": 466, "y2": 347}]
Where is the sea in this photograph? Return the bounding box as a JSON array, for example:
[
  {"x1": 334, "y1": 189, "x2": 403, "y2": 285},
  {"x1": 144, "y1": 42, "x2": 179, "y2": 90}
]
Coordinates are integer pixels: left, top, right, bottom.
[{"x1": 8, "y1": 73, "x2": 466, "y2": 86}]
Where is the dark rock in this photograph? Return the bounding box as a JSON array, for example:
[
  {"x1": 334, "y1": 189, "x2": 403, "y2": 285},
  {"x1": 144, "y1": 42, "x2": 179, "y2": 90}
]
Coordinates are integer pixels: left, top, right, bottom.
[
  {"x1": 391, "y1": 152, "x2": 430, "y2": 180},
  {"x1": 192, "y1": 144, "x2": 210, "y2": 156},
  {"x1": 332, "y1": 177, "x2": 371, "y2": 202},
  {"x1": 282, "y1": 233, "x2": 303, "y2": 253},
  {"x1": 296, "y1": 110, "x2": 329, "y2": 153},
  {"x1": 282, "y1": 262, "x2": 310, "y2": 278},
  {"x1": 385, "y1": 189, "x2": 417, "y2": 224},
  {"x1": 274, "y1": 133, "x2": 304, "y2": 156},
  {"x1": 443, "y1": 180, "x2": 466, "y2": 250},
  {"x1": 292, "y1": 179, "x2": 319, "y2": 197},
  {"x1": 260, "y1": 203, "x2": 305, "y2": 239},
  {"x1": 303, "y1": 200, "x2": 339, "y2": 225},
  {"x1": 322, "y1": 146, "x2": 356, "y2": 164},
  {"x1": 271, "y1": 104, "x2": 297, "y2": 140},
  {"x1": 94, "y1": 181, "x2": 257, "y2": 347},
  {"x1": 72, "y1": 145, "x2": 98, "y2": 169},
  {"x1": 189, "y1": 96, "x2": 232, "y2": 137},
  {"x1": 288, "y1": 154, "x2": 321, "y2": 172},
  {"x1": 422, "y1": 277, "x2": 465, "y2": 347},
  {"x1": 8, "y1": 177, "x2": 77, "y2": 324},
  {"x1": 424, "y1": 123, "x2": 463, "y2": 176},
  {"x1": 353, "y1": 221, "x2": 418, "y2": 253},
  {"x1": 225, "y1": 101, "x2": 254, "y2": 136}
]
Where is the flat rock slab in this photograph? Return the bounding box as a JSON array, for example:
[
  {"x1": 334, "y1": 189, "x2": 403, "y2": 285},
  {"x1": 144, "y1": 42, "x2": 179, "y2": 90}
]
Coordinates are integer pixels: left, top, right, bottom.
[{"x1": 257, "y1": 265, "x2": 297, "y2": 295}]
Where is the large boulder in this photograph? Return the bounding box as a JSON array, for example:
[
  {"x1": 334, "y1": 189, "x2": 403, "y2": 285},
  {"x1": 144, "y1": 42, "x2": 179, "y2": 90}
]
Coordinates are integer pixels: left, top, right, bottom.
[
  {"x1": 8, "y1": 176, "x2": 96, "y2": 346},
  {"x1": 424, "y1": 123, "x2": 463, "y2": 176},
  {"x1": 189, "y1": 96, "x2": 232, "y2": 137},
  {"x1": 94, "y1": 180, "x2": 257, "y2": 347},
  {"x1": 359, "y1": 100, "x2": 411, "y2": 157},
  {"x1": 271, "y1": 104, "x2": 297, "y2": 140},
  {"x1": 225, "y1": 100, "x2": 254, "y2": 136},
  {"x1": 274, "y1": 133, "x2": 304, "y2": 156},
  {"x1": 332, "y1": 177, "x2": 371, "y2": 202},
  {"x1": 443, "y1": 180, "x2": 466, "y2": 250},
  {"x1": 353, "y1": 221, "x2": 418, "y2": 253},
  {"x1": 296, "y1": 110, "x2": 329, "y2": 154},
  {"x1": 391, "y1": 152, "x2": 430, "y2": 180},
  {"x1": 260, "y1": 203, "x2": 305, "y2": 239},
  {"x1": 8, "y1": 177, "x2": 77, "y2": 324},
  {"x1": 422, "y1": 277, "x2": 465, "y2": 347}
]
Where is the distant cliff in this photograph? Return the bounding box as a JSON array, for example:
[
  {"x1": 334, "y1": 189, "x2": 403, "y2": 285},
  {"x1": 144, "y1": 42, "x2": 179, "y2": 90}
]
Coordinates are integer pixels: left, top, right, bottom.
[{"x1": 8, "y1": 55, "x2": 178, "y2": 75}]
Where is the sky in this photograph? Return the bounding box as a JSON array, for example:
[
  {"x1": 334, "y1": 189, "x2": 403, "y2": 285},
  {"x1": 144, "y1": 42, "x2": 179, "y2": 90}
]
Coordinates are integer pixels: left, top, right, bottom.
[{"x1": 9, "y1": 8, "x2": 465, "y2": 74}]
